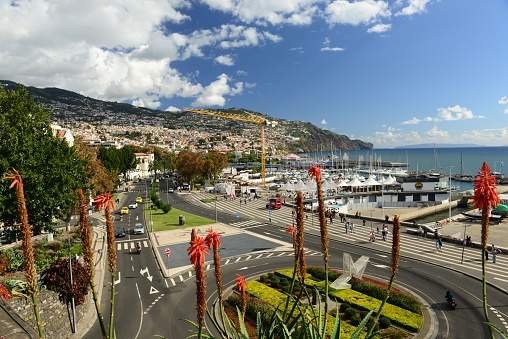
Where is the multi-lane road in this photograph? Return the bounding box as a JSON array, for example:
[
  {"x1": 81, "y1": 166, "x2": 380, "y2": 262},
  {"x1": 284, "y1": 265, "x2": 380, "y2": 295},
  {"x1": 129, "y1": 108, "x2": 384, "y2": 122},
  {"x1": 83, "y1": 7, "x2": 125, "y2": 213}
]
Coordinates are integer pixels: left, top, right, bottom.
[{"x1": 84, "y1": 179, "x2": 508, "y2": 338}]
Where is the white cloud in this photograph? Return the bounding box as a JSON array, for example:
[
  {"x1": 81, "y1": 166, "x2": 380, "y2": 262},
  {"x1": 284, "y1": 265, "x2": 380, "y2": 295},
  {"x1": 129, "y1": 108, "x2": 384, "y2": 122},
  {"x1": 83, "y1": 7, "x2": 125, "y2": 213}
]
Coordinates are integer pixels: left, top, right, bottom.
[
  {"x1": 425, "y1": 125, "x2": 449, "y2": 139},
  {"x1": 321, "y1": 119, "x2": 327, "y2": 125},
  {"x1": 367, "y1": 23, "x2": 391, "y2": 33},
  {"x1": 395, "y1": 0, "x2": 431, "y2": 17},
  {"x1": 436, "y1": 105, "x2": 484, "y2": 121},
  {"x1": 191, "y1": 73, "x2": 243, "y2": 107},
  {"x1": 165, "y1": 106, "x2": 181, "y2": 112},
  {"x1": 499, "y1": 96, "x2": 508, "y2": 114},
  {"x1": 401, "y1": 117, "x2": 421, "y2": 125},
  {"x1": 215, "y1": 55, "x2": 235, "y2": 66},
  {"x1": 201, "y1": 0, "x2": 320, "y2": 26},
  {"x1": 325, "y1": 0, "x2": 391, "y2": 26},
  {"x1": 320, "y1": 37, "x2": 344, "y2": 52}
]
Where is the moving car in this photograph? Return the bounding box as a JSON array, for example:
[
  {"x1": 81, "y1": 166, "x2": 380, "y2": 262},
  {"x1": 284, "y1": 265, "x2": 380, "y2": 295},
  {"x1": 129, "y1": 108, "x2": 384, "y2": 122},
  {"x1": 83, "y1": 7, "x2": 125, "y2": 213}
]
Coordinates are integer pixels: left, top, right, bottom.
[
  {"x1": 266, "y1": 198, "x2": 283, "y2": 209},
  {"x1": 115, "y1": 227, "x2": 126, "y2": 238},
  {"x1": 129, "y1": 201, "x2": 138, "y2": 209},
  {"x1": 135, "y1": 196, "x2": 143, "y2": 203},
  {"x1": 134, "y1": 223, "x2": 145, "y2": 235},
  {"x1": 120, "y1": 207, "x2": 129, "y2": 215},
  {"x1": 168, "y1": 188, "x2": 174, "y2": 193}
]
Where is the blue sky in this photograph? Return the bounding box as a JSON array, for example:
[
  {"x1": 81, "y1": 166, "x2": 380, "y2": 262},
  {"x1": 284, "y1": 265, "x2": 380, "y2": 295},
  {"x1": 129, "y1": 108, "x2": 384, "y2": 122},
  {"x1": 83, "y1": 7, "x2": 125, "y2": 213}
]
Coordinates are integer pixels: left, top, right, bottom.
[{"x1": 1, "y1": 0, "x2": 508, "y2": 148}]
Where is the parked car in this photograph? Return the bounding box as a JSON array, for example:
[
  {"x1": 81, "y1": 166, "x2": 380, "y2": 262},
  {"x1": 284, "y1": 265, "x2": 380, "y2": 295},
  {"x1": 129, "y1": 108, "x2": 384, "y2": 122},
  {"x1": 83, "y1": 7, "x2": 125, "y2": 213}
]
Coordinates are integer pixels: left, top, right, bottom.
[
  {"x1": 121, "y1": 207, "x2": 129, "y2": 215},
  {"x1": 129, "y1": 201, "x2": 138, "y2": 209},
  {"x1": 115, "y1": 227, "x2": 126, "y2": 238},
  {"x1": 266, "y1": 198, "x2": 283, "y2": 209},
  {"x1": 136, "y1": 196, "x2": 143, "y2": 203},
  {"x1": 134, "y1": 223, "x2": 145, "y2": 234}
]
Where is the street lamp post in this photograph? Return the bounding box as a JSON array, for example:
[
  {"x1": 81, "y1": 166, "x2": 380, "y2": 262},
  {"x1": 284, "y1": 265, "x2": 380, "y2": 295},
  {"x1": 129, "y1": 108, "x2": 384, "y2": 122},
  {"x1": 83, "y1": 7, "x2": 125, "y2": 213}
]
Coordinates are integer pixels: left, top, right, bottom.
[
  {"x1": 381, "y1": 183, "x2": 385, "y2": 220},
  {"x1": 214, "y1": 195, "x2": 218, "y2": 222},
  {"x1": 370, "y1": 209, "x2": 373, "y2": 231},
  {"x1": 449, "y1": 166, "x2": 454, "y2": 222}
]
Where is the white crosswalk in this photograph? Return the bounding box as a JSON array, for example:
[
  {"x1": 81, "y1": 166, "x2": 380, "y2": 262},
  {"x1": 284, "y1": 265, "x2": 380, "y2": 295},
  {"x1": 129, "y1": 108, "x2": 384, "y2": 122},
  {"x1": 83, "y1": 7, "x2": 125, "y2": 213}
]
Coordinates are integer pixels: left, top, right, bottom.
[
  {"x1": 116, "y1": 240, "x2": 149, "y2": 251},
  {"x1": 183, "y1": 192, "x2": 508, "y2": 285}
]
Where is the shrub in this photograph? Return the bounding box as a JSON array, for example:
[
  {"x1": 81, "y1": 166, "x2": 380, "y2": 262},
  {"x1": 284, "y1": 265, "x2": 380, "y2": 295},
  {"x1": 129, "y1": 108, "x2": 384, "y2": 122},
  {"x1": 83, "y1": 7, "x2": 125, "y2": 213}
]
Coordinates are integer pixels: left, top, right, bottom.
[
  {"x1": 161, "y1": 203, "x2": 171, "y2": 214},
  {"x1": 360, "y1": 311, "x2": 369, "y2": 319},
  {"x1": 280, "y1": 278, "x2": 289, "y2": 287},
  {"x1": 44, "y1": 258, "x2": 90, "y2": 305},
  {"x1": 351, "y1": 314, "x2": 362, "y2": 326},
  {"x1": 0, "y1": 255, "x2": 10, "y2": 274},
  {"x1": 270, "y1": 278, "x2": 280, "y2": 288},
  {"x1": 379, "y1": 316, "x2": 391, "y2": 329},
  {"x1": 281, "y1": 286, "x2": 289, "y2": 294},
  {"x1": 259, "y1": 275, "x2": 267, "y2": 283},
  {"x1": 267, "y1": 272, "x2": 275, "y2": 279},
  {"x1": 339, "y1": 302, "x2": 351, "y2": 313},
  {"x1": 344, "y1": 308, "x2": 357, "y2": 320}
]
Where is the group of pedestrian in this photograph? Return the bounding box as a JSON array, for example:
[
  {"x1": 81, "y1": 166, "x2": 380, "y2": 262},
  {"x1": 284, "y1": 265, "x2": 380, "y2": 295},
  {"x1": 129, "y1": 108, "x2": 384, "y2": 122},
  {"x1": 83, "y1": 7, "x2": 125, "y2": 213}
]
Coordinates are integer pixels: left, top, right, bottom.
[{"x1": 344, "y1": 219, "x2": 355, "y2": 233}]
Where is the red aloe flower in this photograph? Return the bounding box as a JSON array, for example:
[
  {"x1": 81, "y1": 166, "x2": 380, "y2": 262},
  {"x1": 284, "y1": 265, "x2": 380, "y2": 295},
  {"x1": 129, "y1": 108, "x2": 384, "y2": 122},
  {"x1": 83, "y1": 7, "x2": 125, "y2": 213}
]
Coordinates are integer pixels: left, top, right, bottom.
[
  {"x1": 235, "y1": 274, "x2": 247, "y2": 292},
  {"x1": 205, "y1": 227, "x2": 222, "y2": 249},
  {"x1": 188, "y1": 236, "x2": 209, "y2": 266},
  {"x1": 473, "y1": 162, "x2": 500, "y2": 211},
  {"x1": 235, "y1": 274, "x2": 248, "y2": 316},
  {"x1": 308, "y1": 166, "x2": 322, "y2": 182}
]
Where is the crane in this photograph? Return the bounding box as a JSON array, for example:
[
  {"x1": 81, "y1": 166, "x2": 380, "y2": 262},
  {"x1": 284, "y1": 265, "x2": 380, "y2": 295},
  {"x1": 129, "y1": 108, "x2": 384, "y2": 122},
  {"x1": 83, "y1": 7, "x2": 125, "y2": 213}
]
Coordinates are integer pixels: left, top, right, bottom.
[{"x1": 184, "y1": 108, "x2": 278, "y2": 187}]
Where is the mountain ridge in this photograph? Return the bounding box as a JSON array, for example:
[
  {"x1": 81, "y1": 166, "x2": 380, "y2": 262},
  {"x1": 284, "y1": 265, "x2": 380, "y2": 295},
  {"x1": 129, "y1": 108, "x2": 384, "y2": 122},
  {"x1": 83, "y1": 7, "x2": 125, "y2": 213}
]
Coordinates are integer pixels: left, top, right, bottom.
[{"x1": 1, "y1": 80, "x2": 373, "y2": 152}]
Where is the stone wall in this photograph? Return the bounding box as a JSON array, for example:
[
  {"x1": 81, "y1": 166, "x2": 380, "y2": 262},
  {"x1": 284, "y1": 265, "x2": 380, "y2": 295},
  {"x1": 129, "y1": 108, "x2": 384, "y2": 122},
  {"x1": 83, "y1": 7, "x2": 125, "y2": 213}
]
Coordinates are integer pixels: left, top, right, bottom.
[{"x1": 9, "y1": 290, "x2": 91, "y2": 339}]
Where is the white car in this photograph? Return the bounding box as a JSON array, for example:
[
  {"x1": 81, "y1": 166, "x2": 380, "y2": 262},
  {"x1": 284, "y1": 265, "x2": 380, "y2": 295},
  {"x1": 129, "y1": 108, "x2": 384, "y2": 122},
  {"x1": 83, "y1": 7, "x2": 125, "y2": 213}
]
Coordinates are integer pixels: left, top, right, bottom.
[
  {"x1": 129, "y1": 201, "x2": 138, "y2": 209},
  {"x1": 134, "y1": 223, "x2": 145, "y2": 234}
]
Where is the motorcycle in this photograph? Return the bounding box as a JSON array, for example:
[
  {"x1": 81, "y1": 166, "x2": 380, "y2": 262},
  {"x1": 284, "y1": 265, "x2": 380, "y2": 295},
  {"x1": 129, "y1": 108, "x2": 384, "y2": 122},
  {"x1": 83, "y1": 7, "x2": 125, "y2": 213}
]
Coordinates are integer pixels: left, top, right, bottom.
[
  {"x1": 136, "y1": 243, "x2": 141, "y2": 254},
  {"x1": 445, "y1": 291, "x2": 457, "y2": 310}
]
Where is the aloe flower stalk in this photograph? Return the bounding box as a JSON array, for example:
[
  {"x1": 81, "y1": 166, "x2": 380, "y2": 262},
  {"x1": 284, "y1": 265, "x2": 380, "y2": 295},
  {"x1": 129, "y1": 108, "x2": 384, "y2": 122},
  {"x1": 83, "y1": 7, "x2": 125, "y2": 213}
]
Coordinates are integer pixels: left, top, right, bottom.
[
  {"x1": 295, "y1": 191, "x2": 306, "y2": 283},
  {"x1": 308, "y1": 165, "x2": 329, "y2": 334},
  {"x1": 235, "y1": 274, "x2": 247, "y2": 316},
  {"x1": 4, "y1": 169, "x2": 44, "y2": 338},
  {"x1": 94, "y1": 193, "x2": 116, "y2": 339},
  {"x1": 286, "y1": 224, "x2": 297, "y2": 257},
  {"x1": 367, "y1": 214, "x2": 401, "y2": 337},
  {"x1": 204, "y1": 228, "x2": 223, "y2": 306},
  {"x1": 78, "y1": 189, "x2": 107, "y2": 338},
  {"x1": 473, "y1": 162, "x2": 500, "y2": 339},
  {"x1": 188, "y1": 230, "x2": 209, "y2": 337}
]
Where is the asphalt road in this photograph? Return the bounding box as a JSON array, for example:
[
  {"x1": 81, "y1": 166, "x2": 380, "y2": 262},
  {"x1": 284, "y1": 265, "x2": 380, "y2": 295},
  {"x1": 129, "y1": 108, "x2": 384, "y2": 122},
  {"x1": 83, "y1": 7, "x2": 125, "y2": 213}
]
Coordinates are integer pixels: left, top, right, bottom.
[{"x1": 83, "y1": 180, "x2": 508, "y2": 338}]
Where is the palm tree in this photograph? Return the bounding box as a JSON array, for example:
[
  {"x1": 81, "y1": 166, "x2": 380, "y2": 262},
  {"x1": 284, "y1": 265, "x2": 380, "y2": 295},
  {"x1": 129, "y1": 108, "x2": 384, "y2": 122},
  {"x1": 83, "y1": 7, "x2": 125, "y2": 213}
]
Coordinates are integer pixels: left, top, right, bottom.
[
  {"x1": 473, "y1": 162, "x2": 500, "y2": 339},
  {"x1": 4, "y1": 169, "x2": 44, "y2": 338},
  {"x1": 94, "y1": 193, "x2": 116, "y2": 339},
  {"x1": 78, "y1": 189, "x2": 107, "y2": 338}
]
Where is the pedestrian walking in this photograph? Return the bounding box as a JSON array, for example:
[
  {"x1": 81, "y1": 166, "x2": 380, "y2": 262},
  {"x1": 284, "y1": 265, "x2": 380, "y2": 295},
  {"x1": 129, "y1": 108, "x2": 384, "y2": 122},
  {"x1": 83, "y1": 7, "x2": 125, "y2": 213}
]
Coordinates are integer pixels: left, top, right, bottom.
[
  {"x1": 329, "y1": 216, "x2": 333, "y2": 224},
  {"x1": 362, "y1": 218, "x2": 366, "y2": 226},
  {"x1": 345, "y1": 222, "x2": 348, "y2": 233},
  {"x1": 418, "y1": 225, "x2": 423, "y2": 238},
  {"x1": 369, "y1": 231, "x2": 375, "y2": 242},
  {"x1": 435, "y1": 240, "x2": 440, "y2": 252},
  {"x1": 350, "y1": 222, "x2": 355, "y2": 233},
  {"x1": 492, "y1": 244, "x2": 497, "y2": 263},
  {"x1": 485, "y1": 248, "x2": 489, "y2": 261},
  {"x1": 382, "y1": 229, "x2": 387, "y2": 241},
  {"x1": 438, "y1": 237, "x2": 443, "y2": 251}
]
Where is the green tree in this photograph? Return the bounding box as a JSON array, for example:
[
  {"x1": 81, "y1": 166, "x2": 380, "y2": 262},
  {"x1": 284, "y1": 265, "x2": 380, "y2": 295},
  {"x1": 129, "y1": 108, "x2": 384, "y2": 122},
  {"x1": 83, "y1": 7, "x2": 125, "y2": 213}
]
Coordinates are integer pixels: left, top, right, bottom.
[
  {"x1": 98, "y1": 145, "x2": 137, "y2": 179},
  {"x1": 174, "y1": 150, "x2": 204, "y2": 189},
  {"x1": 0, "y1": 85, "x2": 87, "y2": 234},
  {"x1": 202, "y1": 151, "x2": 228, "y2": 181}
]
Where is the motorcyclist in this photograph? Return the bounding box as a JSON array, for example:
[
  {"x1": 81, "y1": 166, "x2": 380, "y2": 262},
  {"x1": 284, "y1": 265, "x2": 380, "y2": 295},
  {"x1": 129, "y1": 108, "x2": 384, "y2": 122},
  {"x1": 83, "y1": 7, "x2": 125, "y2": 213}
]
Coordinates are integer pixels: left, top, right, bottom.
[
  {"x1": 445, "y1": 290, "x2": 454, "y2": 303},
  {"x1": 136, "y1": 242, "x2": 141, "y2": 252}
]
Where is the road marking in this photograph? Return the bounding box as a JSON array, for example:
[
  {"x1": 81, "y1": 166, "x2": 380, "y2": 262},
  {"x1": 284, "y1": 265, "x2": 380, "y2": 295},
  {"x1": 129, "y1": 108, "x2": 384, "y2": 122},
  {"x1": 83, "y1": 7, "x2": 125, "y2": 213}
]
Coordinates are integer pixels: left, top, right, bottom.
[
  {"x1": 494, "y1": 277, "x2": 508, "y2": 283},
  {"x1": 266, "y1": 253, "x2": 274, "y2": 257},
  {"x1": 140, "y1": 267, "x2": 153, "y2": 282},
  {"x1": 225, "y1": 259, "x2": 230, "y2": 265},
  {"x1": 246, "y1": 255, "x2": 252, "y2": 260},
  {"x1": 149, "y1": 286, "x2": 159, "y2": 294},
  {"x1": 114, "y1": 271, "x2": 121, "y2": 285},
  {"x1": 135, "y1": 283, "x2": 143, "y2": 339},
  {"x1": 372, "y1": 264, "x2": 389, "y2": 269},
  {"x1": 178, "y1": 275, "x2": 183, "y2": 282},
  {"x1": 235, "y1": 257, "x2": 241, "y2": 263},
  {"x1": 256, "y1": 254, "x2": 263, "y2": 259},
  {"x1": 188, "y1": 271, "x2": 192, "y2": 278},
  {"x1": 170, "y1": 278, "x2": 175, "y2": 286}
]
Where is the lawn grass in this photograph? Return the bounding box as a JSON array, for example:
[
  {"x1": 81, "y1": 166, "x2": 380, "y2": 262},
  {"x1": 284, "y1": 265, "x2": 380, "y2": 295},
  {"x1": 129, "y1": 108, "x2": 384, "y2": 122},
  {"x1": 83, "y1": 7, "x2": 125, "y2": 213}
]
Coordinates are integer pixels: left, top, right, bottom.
[{"x1": 145, "y1": 205, "x2": 215, "y2": 232}]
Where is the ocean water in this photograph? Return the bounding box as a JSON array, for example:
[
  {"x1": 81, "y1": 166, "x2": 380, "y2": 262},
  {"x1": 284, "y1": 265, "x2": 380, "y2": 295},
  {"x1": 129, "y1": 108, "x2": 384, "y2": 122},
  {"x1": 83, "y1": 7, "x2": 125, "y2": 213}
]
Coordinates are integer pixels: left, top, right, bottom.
[{"x1": 301, "y1": 146, "x2": 508, "y2": 192}]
